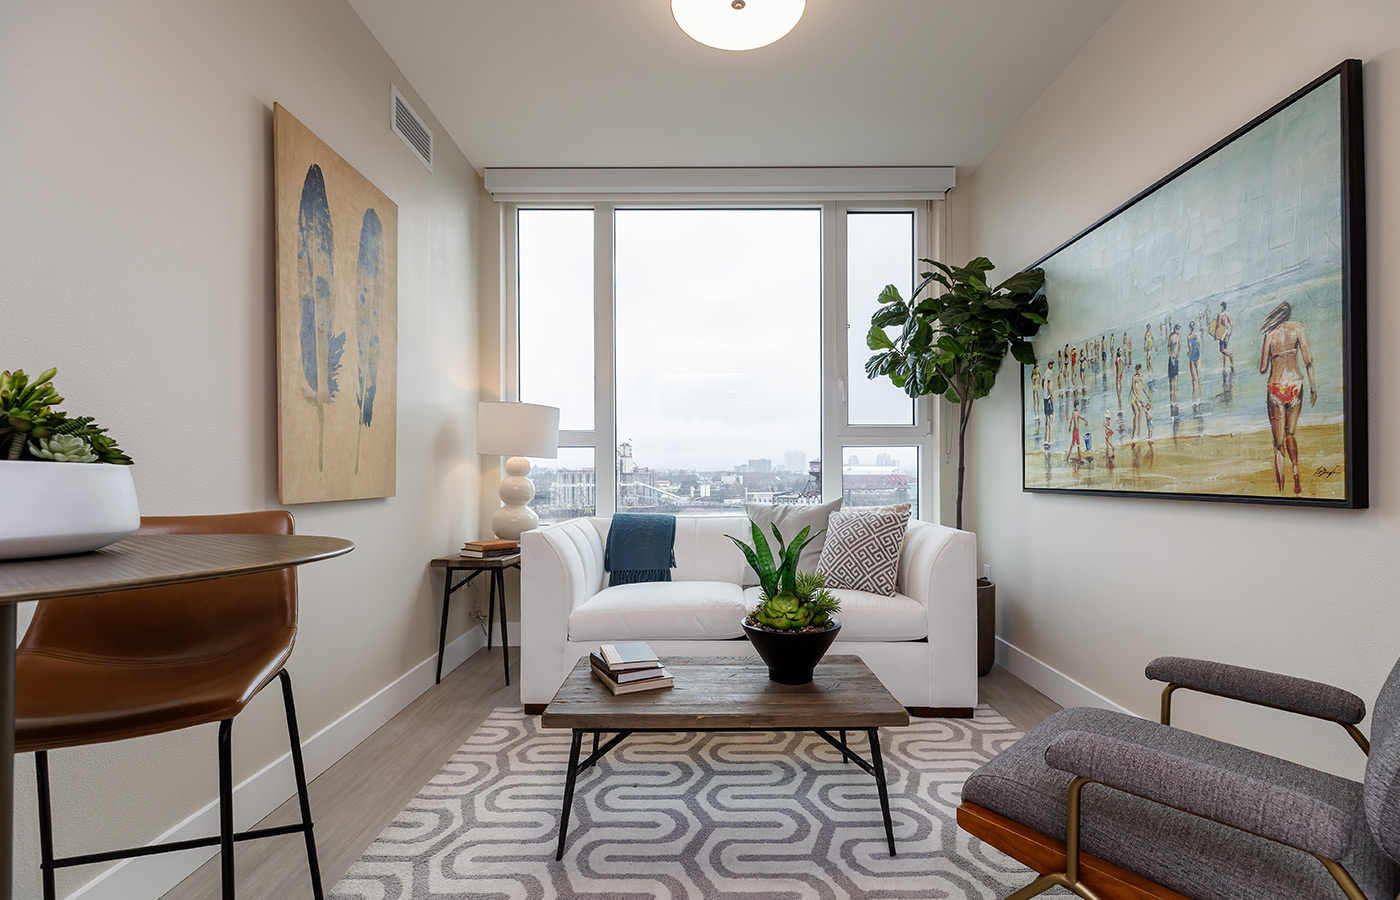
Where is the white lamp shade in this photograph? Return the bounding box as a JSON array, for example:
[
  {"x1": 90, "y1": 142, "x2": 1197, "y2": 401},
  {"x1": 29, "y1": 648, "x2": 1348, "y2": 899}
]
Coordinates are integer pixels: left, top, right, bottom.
[
  {"x1": 672, "y1": 0, "x2": 805, "y2": 51},
  {"x1": 477, "y1": 401, "x2": 560, "y2": 459}
]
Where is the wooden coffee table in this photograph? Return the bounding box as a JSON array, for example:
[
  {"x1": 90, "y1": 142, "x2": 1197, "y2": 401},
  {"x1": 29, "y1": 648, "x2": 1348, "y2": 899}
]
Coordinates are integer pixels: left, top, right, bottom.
[{"x1": 540, "y1": 655, "x2": 910, "y2": 860}]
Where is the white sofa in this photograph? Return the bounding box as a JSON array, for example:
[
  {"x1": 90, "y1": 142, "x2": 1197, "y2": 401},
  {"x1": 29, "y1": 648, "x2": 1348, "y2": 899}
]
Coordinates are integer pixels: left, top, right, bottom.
[{"x1": 520, "y1": 515, "x2": 977, "y2": 715}]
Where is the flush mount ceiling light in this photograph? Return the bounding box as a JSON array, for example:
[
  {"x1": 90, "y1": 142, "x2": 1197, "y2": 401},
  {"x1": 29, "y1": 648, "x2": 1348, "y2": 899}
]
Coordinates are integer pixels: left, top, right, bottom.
[{"x1": 672, "y1": 0, "x2": 806, "y2": 51}]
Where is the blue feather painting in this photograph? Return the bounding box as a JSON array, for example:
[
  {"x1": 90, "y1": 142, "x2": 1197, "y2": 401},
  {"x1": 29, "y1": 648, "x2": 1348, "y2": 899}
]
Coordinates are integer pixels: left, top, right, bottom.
[
  {"x1": 297, "y1": 163, "x2": 347, "y2": 471},
  {"x1": 354, "y1": 208, "x2": 384, "y2": 472},
  {"x1": 276, "y1": 103, "x2": 398, "y2": 503}
]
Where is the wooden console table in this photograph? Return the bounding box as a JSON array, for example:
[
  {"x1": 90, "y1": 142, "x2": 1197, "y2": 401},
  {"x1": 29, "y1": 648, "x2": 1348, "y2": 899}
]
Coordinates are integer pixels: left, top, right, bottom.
[
  {"x1": 0, "y1": 533, "x2": 353, "y2": 900},
  {"x1": 429, "y1": 553, "x2": 520, "y2": 686}
]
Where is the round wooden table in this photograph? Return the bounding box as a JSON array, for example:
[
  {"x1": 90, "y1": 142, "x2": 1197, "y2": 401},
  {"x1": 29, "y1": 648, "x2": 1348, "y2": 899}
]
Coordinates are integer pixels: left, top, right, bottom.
[{"x1": 0, "y1": 533, "x2": 354, "y2": 900}]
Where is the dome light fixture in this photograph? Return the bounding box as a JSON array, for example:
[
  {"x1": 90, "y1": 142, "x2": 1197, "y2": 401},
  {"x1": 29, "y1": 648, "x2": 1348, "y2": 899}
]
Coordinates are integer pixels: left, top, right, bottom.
[{"x1": 671, "y1": 0, "x2": 806, "y2": 52}]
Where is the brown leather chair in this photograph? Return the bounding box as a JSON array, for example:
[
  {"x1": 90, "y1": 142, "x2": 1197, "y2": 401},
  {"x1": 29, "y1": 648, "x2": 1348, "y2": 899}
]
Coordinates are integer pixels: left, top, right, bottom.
[{"x1": 17, "y1": 511, "x2": 323, "y2": 900}]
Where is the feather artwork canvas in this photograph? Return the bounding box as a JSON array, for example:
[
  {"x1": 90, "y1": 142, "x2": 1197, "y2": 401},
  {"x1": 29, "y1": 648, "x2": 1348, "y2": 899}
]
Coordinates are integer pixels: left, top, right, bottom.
[{"x1": 275, "y1": 104, "x2": 398, "y2": 503}]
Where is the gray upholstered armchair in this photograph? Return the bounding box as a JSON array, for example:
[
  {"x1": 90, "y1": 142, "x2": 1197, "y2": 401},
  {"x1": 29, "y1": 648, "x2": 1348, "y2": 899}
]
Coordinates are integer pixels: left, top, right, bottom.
[{"x1": 957, "y1": 656, "x2": 1400, "y2": 900}]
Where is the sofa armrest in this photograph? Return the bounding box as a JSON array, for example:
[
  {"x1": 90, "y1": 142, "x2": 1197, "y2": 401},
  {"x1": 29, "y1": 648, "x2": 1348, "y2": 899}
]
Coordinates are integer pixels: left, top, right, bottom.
[
  {"x1": 1044, "y1": 730, "x2": 1354, "y2": 860},
  {"x1": 519, "y1": 518, "x2": 606, "y2": 706},
  {"x1": 1146, "y1": 656, "x2": 1366, "y2": 727},
  {"x1": 898, "y1": 521, "x2": 977, "y2": 709}
]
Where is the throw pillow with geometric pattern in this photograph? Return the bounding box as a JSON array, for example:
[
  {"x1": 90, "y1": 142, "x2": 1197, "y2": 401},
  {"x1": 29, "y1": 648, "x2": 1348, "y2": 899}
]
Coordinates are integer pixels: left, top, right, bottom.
[{"x1": 816, "y1": 506, "x2": 911, "y2": 596}]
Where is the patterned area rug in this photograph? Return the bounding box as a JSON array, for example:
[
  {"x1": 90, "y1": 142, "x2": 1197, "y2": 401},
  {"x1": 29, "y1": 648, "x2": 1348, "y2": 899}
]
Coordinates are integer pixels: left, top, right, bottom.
[{"x1": 331, "y1": 707, "x2": 1032, "y2": 899}]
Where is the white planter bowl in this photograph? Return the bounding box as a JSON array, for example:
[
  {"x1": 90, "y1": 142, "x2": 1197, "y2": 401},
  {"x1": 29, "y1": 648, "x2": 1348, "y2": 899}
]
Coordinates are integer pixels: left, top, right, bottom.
[{"x1": 0, "y1": 460, "x2": 140, "y2": 560}]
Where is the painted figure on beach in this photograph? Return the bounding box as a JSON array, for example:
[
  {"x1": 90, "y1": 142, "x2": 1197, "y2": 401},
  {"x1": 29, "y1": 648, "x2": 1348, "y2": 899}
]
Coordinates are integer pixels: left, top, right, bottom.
[
  {"x1": 1167, "y1": 325, "x2": 1182, "y2": 407},
  {"x1": 1187, "y1": 321, "x2": 1202, "y2": 403},
  {"x1": 1143, "y1": 324, "x2": 1155, "y2": 373},
  {"x1": 1041, "y1": 361, "x2": 1055, "y2": 450},
  {"x1": 1113, "y1": 348, "x2": 1124, "y2": 407},
  {"x1": 1214, "y1": 301, "x2": 1235, "y2": 372},
  {"x1": 1259, "y1": 301, "x2": 1316, "y2": 496},
  {"x1": 1066, "y1": 400, "x2": 1088, "y2": 462},
  {"x1": 1129, "y1": 364, "x2": 1147, "y2": 440}
]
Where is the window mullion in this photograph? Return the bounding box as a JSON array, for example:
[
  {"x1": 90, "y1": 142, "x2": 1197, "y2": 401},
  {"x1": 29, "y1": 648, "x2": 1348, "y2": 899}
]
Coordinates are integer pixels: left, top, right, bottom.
[
  {"x1": 593, "y1": 204, "x2": 617, "y2": 516},
  {"x1": 821, "y1": 201, "x2": 843, "y2": 505}
]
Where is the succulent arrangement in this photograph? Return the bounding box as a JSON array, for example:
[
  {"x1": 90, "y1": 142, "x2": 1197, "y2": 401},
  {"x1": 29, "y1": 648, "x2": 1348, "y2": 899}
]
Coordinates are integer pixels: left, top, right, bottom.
[
  {"x1": 0, "y1": 369, "x2": 132, "y2": 464},
  {"x1": 727, "y1": 523, "x2": 840, "y2": 631}
]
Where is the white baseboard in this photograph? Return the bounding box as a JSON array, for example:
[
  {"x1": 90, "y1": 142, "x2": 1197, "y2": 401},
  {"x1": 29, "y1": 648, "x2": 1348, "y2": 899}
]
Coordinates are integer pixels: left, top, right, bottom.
[
  {"x1": 994, "y1": 636, "x2": 1133, "y2": 715},
  {"x1": 69, "y1": 624, "x2": 499, "y2": 900}
]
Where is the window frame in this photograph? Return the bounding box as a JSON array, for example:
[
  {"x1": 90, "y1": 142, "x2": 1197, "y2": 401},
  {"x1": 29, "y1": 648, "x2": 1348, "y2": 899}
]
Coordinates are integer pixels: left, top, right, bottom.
[{"x1": 504, "y1": 199, "x2": 941, "y2": 521}]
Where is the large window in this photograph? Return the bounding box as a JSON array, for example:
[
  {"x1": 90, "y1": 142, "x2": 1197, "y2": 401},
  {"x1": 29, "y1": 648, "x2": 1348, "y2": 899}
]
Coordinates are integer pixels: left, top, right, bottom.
[{"x1": 512, "y1": 202, "x2": 937, "y2": 520}]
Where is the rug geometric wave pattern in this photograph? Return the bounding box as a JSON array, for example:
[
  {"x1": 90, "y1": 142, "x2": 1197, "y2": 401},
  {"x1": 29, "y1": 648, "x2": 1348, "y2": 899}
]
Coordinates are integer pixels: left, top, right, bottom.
[{"x1": 330, "y1": 706, "x2": 1032, "y2": 900}]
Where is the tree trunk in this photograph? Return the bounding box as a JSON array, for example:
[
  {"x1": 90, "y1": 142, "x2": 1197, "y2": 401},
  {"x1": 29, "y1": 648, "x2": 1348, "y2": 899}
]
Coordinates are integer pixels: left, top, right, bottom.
[{"x1": 955, "y1": 396, "x2": 974, "y2": 530}]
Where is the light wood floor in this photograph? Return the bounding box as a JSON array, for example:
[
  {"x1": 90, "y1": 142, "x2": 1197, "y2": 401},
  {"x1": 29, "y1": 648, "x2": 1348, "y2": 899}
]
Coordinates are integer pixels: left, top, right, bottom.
[{"x1": 160, "y1": 653, "x2": 1060, "y2": 899}]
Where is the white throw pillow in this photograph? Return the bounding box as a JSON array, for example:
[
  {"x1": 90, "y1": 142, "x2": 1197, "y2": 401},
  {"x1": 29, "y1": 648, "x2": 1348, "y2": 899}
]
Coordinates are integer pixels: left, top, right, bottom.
[
  {"x1": 816, "y1": 506, "x2": 912, "y2": 597},
  {"x1": 741, "y1": 498, "x2": 842, "y2": 586}
]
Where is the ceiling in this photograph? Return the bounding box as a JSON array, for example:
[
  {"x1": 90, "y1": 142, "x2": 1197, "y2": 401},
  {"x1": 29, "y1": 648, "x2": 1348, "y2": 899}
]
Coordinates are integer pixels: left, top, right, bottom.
[{"x1": 347, "y1": 0, "x2": 1121, "y2": 174}]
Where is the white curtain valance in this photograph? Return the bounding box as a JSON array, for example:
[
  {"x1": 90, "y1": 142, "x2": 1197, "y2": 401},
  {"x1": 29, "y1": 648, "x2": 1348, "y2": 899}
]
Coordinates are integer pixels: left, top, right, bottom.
[{"x1": 483, "y1": 167, "x2": 955, "y2": 203}]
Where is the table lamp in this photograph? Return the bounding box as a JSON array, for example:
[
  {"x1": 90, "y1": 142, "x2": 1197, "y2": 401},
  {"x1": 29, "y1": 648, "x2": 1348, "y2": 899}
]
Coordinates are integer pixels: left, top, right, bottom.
[{"x1": 478, "y1": 401, "x2": 560, "y2": 541}]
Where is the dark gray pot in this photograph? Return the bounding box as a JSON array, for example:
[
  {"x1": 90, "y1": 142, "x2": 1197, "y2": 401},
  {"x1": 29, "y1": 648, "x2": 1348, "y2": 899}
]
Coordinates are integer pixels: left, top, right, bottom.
[{"x1": 742, "y1": 619, "x2": 842, "y2": 685}]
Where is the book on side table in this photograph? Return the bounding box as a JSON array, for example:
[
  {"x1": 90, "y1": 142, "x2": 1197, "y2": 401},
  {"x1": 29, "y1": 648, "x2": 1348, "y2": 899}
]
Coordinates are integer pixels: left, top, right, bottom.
[
  {"x1": 460, "y1": 539, "x2": 518, "y2": 559},
  {"x1": 590, "y1": 641, "x2": 672, "y2": 695}
]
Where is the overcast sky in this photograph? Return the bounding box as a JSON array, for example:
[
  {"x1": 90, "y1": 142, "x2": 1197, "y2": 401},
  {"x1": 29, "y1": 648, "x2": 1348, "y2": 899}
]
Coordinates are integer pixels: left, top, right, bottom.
[{"x1": 518, "y1": 208, "x2": 916, "y2": 473}]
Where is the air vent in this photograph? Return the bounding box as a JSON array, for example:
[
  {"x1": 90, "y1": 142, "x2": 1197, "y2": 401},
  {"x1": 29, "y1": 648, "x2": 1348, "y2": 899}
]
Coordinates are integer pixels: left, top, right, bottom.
[{"x1": 391, "y1": 84, "x2": 433, "y2": 172}]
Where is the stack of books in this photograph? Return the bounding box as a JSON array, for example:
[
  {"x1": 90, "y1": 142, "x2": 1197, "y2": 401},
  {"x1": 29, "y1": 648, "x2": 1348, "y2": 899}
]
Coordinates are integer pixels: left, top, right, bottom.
[
  {"x1": 590, "y1": 641, "x2": 673, "y2": 695},
  {"x1": 460, "y1": 539, "x2": 518, "y2": 559}
]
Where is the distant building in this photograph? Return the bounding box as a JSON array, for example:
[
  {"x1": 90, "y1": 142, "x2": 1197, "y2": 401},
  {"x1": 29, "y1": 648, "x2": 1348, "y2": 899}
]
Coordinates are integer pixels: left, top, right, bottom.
[
  {"x1": 876, "y1": 452, "x2": 895, "y2": 467},
  {"x1": 783, "y1": 450, "x2": 806, "y2": 473},
  {"x1": 746, "y1": 458, "x2": 772, "y2": 473}
]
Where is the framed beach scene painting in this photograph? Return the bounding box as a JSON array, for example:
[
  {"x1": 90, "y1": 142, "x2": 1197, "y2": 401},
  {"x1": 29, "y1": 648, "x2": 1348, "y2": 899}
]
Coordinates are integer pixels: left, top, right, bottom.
[{"x1": 1022, "y1": 60, "x2": 1367, "y2": 508}]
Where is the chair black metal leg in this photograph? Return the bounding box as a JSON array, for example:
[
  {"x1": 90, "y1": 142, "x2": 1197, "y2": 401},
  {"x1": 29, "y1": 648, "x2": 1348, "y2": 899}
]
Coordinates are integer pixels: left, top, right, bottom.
[
  {"x1": 279, "y1": 670, "x2": 325, "y2": 900},
  {"x1": 556, "y1": 730, "x2": 584, "y2": 860},
  {"x1": 218, "y1": 719, "x2": 235, "y2": 899},
  {"x1": 867, "y1": 727, "x2": 895, "y2": 856},
  {"x1": 35, "y1": 751, "x2": 56, "y2": 900},
  {"x1": 497, "y1": 569, "x2": 510, "y2": 685},
  {"x1": 436, "y1": 571, "x2": 453, "y2": 684},
  {"x1": 487, "y1": 572, "x2": 496, "y2": 650}
]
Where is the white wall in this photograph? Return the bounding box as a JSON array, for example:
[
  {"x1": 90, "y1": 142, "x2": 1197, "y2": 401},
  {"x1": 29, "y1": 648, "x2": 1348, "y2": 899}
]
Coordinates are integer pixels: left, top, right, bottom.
[
  {"x1": 960, "y1": 0, "x2": 1400, "y2": 778},
  {"x1": 0, "y1": 0, "x2": 484, "y2": 896}
]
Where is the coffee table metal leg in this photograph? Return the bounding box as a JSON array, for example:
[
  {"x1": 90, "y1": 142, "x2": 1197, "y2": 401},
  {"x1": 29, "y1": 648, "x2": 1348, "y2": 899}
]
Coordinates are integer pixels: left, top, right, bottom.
[
  {"x1": 556, "y1": 729, "x2": 584, "y2": 860},
  {"x1": 497, "y1": 569, "x2": 510, "y2": 685},
  {"x1": 592, "y1": 731, "x2": 599, "y2": 755},
  {"x1": 840, "y1": 729, "x2": 847, "y2": 762},
  {"x1": 867, "y1": 727, "x2": 895, "y2": 855}
]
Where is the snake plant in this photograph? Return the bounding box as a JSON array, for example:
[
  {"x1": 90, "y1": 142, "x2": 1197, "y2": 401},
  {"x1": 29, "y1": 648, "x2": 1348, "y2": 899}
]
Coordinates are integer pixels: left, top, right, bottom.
[{"x1": 726, "y1": 522, "x2": 840, "y2": 631}]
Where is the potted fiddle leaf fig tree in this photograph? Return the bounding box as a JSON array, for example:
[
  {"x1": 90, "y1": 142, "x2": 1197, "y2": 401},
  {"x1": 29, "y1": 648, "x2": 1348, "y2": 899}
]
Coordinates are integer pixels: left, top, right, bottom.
[
  {"x1": 727, "y1": 523, "x2": 842, "y2": 685},
  {"x1": 865, "y1": 259, "x2": 1047, "y2": 677},
  {"x1": 0, "y1": 368, "x2": 138, "y2": 559},
  {"x1": 864, "y1": 257, "x2": 1046, "y2": 530}
]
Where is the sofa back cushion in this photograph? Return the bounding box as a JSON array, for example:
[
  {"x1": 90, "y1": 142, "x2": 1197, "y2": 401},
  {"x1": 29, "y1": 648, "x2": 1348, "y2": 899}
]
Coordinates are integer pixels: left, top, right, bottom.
[{"x1": 591, "y1": 516, "x2": 748, "y2": 585}]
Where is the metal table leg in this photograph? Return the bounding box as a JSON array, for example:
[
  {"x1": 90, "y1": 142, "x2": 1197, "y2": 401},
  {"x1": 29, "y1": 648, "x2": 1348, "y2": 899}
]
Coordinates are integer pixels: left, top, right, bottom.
[
  {"x1": 867, "y1": 727, "x2": 895, "y2": 855},
  {"x1": 436, "y1": 569, "x2": 453, "y2": 684},
  {"x1": 1, "y1": 603, "x2": 14, "y2": 900},
  {"x1": 496, "y1": 568, "x2": 510, "y2": 685},
  {"x1": 555, "y1": 730, "x2": 584, "y2": 860}
]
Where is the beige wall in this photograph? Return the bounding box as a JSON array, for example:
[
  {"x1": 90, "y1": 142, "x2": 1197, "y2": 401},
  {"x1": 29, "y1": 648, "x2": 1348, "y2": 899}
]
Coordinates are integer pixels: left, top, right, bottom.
[
  {"x1": 0, "y1": 0, "x2": 483, "y2": 895},
  {"x1": 960, "y1": 0, "x2": 1400, "y2": 778}
]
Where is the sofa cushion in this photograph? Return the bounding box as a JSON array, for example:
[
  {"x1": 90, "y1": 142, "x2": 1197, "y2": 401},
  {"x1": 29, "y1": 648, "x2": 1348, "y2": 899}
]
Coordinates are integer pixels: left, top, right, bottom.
[
  {"x1": 569, "y1": 581, "x2": 747, "y2": 642},
  {"x1": 817, "y1": 506, "x2": 911, "y2": 596},
  {"x1": 963, "y1": 707, "x2": 1397, "y2": 900},
  {"x1": 741, "y1": 587, "x2": 927, "y2": 642}
]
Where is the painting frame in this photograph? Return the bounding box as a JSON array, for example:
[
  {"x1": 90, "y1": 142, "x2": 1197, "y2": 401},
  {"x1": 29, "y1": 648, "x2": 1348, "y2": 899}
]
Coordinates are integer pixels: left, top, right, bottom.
[
  {"x1": 273, "y1": 103, "x2": 399, "y2": 504},
  {"x1": 1020, "y1": 59, "x2": 1367, "y2": 509}
]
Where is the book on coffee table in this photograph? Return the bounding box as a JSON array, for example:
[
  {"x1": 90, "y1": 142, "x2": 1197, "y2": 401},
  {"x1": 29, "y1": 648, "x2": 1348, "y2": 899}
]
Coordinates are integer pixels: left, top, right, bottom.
[
  {"x1": 598, "y1": 641, "x2": 660, "y2": 672},
  {"x1": 590, "y1": 663, "x2": 673, "y2": 695},
  {"x1": 588, "y1": 652, "x2": 666, "y2": 683}
]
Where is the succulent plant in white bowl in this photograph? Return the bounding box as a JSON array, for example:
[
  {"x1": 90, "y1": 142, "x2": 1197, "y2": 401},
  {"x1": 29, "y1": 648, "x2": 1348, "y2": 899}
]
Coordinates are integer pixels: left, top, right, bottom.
[{"x1": 0, "y1": 368, "x2": 138, "y2": 559}]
